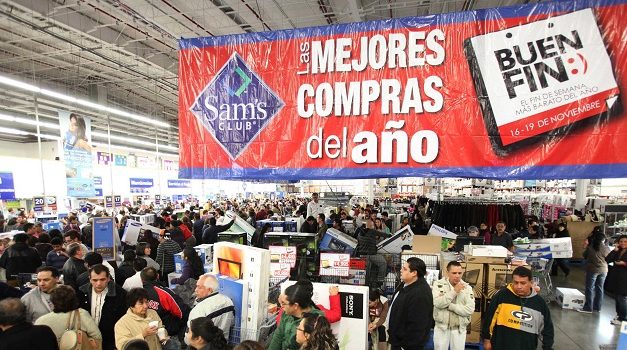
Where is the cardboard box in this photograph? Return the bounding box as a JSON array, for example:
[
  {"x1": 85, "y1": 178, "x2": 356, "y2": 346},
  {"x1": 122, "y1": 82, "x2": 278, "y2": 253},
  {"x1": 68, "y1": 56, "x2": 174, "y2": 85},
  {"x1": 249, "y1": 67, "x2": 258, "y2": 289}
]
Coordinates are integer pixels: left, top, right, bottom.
[
  {"x1": 167, "y1": 272, "x2": 182, "y2": 287},
  {"x1": 194, "y1": 244, "x2": 213, "y2": 265},
  {"x1": 485, "y1": 264, "x2": 514, "y2": 299},
  {"x1": 319, "y1": 228, "x2": 357, "y2": 254},
  {"x1": 514, "y1": 250, "x2": 573, "y2": 259},
  {"x1": 567, "y1": 221, "x2": 601, "y2": 259},
  {"x1": 411, "y1": 235, "x2": 442, "y2": 254},
  {"x1": 467, "y1": 245, "x2": 508, "y2": 257},
  {"x1": 464, "y1": 255, "x2": 507, "y2": 264},
  {"x1": 515, "y1": 237, "x2": 572, "y2": 252},
  {"x1": 460, "y1": 263, "x2": 485, "y2": 299},
  {"x1": 556, "y1": 287, "x2": 585, "y2": 310},
  {"x1": 466, "y1": 309, "x2": 483, "y2": 344},
  {"x1": 339, "y1": 269, "x2": 366, "y2": 285}
]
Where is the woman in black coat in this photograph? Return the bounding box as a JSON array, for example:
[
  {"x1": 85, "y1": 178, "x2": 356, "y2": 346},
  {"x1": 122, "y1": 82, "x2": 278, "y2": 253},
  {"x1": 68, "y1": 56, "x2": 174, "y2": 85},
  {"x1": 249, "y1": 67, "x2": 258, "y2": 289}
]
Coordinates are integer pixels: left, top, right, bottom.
[{"x1": 605, "y1": 234, "x2": 627, "y2": 325}]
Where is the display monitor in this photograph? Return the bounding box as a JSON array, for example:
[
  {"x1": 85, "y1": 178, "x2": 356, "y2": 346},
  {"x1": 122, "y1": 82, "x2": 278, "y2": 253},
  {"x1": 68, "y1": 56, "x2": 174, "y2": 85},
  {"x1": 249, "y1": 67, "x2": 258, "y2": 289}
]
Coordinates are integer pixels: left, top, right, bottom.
[
  {"x1": 453, "y1": 236, "x2": 485, "y2": 252},
  {"x1": 217, "y1": 258, "x2": 242, "y2": 280}
]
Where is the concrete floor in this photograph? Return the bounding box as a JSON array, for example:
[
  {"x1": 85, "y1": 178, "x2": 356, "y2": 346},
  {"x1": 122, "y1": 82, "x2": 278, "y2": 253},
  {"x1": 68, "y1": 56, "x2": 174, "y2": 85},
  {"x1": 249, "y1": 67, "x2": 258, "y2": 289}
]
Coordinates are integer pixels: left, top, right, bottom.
[{"x1": 547, "y1": 263, "x2": 621, "y2": 350}]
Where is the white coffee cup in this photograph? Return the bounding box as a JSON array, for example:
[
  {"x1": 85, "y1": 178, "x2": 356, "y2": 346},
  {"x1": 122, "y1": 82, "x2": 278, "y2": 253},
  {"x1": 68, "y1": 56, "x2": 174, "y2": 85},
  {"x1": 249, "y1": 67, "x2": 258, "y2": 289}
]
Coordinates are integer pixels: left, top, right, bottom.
[
  {"x1": 157, "y1": 327, "x2": 166, "y2": 340},
  {"x1": 148, "y1": 321, "x2": 159, "y2": 329}
]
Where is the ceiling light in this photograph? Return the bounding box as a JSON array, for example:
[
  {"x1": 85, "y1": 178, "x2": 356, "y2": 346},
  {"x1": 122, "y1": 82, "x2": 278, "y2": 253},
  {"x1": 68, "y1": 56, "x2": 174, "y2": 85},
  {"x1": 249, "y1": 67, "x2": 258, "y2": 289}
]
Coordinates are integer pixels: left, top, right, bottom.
[
  {"x1": 91, "y1": 131, "x2": 178, "y2": 151},
  {"x1": 0, "y1": 74, "x2": 171, "y2": 128},
  {"x1": 91, "y1": 142, "x2": 178, "y2": 157},
  {"x1": 0, "y1": 126, "x2": 29, "y2": 135},
  {"x1": 0, "y1": 113, "x2": 60, "y2": 130}
]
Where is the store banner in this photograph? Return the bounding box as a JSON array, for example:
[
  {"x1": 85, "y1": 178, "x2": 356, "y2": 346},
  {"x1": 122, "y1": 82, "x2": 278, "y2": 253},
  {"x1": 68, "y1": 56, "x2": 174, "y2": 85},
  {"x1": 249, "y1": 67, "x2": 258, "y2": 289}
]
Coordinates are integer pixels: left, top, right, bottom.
[
  {"x1": 59, "y1": 111, "x2": 95, "y2": 196},
  {"x1": 92, "y1": 217, "x2": 116, "y2": 260},
  {"x1": 178, "y1": 0, "x2": 627, "y2": 180},
  {"x1": 96, "y1": 152, "x2": 111, "y2": 165},
  {"x1": 0, "y1": 172, "x2": 15, "y2": 200},
  {"x1": 129, "y1": 178, "x2": 153, "y2": 194},
  {"x1": 167, "y1": 179, "x2": 191, "y2": 188},
  {"x1": 114, "y1": 154, "x2": 127, "y2": 166}
]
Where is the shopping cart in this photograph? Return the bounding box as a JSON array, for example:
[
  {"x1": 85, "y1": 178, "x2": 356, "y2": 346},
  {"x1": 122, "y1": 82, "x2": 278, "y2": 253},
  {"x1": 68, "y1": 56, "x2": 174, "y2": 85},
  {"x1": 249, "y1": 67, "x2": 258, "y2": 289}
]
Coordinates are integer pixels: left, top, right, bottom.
[{"x1": 527, "y1": 257, "x2": 555, "y2": 303}]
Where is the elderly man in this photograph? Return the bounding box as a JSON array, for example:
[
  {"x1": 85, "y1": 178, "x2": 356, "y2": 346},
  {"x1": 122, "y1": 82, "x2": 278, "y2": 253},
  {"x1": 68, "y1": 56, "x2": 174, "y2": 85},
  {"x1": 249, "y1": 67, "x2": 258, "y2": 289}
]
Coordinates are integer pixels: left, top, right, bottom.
[
  {"x1": 21, "y1": 266, "x2": 59, "y2": 322},
  {"x1": 0, "y1": 298, "x2": 58, "y2": 350},
  {"x1": 188, "y1": 274, "x2": 234, "y2": 341}
]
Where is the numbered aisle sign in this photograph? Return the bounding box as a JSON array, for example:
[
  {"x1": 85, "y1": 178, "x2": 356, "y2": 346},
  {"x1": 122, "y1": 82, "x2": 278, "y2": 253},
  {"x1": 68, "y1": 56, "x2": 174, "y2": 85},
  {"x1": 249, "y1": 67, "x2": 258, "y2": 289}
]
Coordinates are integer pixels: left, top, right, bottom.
[
  {"x1": 114, "y1": 195, "x2": 122, "y2": 207},
  {"x1": 33, "y1": 197, "x2": 44, "y2": 212}
]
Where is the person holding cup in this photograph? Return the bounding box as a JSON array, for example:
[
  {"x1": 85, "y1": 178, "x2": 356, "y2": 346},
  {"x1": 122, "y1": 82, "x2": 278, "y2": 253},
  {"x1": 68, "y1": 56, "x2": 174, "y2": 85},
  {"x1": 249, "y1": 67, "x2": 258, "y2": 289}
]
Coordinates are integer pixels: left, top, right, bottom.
[{"x1": 114, "y1": 288, "x2": 166, "y2": 350}]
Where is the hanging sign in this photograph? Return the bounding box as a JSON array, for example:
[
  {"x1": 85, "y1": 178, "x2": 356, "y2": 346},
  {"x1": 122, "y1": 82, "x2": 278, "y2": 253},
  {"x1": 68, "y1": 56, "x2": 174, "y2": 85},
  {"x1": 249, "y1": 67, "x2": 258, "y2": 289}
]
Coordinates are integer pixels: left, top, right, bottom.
[
  {"x1": 114, "y1": 195, "x2": 122, "y2": 207},
  {"x1": 0, "y1": 172, "x2": 16, "y2": 200},
  {"x1": 154, "y1": 194, "x2": 161, "y2": 205},
  {"x1": 33, "y1": 196, "x2": 44, "y2": 212},
  {"x1": 105, "y1": 196, "x2": 113, "y2": 208},
  {"x1": 59, "y1": 111, "x2": 95, "y2": 197},
  {"x1": 178, "y1": 0, "x2": 627, "y2": 180},
  {"x1": 167, "y1": 179, "x2": 191, "y2": 188}
]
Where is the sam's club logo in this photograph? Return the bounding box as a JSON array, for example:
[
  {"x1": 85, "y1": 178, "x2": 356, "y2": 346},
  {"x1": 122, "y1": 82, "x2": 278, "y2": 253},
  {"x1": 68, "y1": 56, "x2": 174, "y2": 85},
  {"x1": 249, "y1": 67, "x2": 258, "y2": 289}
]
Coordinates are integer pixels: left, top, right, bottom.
[{"x1": 190, "y1": 52, "x2": 284, "y2": 159}]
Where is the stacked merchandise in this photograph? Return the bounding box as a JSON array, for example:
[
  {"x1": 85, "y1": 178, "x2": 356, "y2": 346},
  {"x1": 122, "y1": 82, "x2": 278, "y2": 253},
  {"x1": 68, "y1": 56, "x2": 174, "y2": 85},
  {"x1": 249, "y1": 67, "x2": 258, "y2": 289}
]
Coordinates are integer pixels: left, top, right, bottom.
[
  {"x1": 339, "y1": 258, "x2": 367, "y2": 285},
  {"x1": 456, "y1": 245, "x2": 526, "y2": 344},
  {"x1": 514, "y1": 237, "x2": 573, "y2": 260}
]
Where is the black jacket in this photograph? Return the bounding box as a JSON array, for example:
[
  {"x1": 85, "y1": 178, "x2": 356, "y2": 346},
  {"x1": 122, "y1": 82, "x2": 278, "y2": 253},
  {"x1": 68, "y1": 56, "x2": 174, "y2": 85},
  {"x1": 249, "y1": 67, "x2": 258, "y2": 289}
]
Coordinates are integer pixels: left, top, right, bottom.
[
  {"x1": 606, "y1": 249, "x2": 627, "y2": 295},
  {"x1": 0, "y1": 322, "x2": 59, "y2": 350},
  {"x1": 355, "y1": 229, "x2": 379, "y2": 256},
  {"x1": 0, "y1": 281, "x2": 24, "y2": 300},
  {"x1": 116, "y1": 262, "x2": 135, "y2": 286},
  {"x1": 388, "y1": 278, "x2": 434, "y2": 349},
  {"x1": 193, "y1": 219, "x2": 206, "y2": 244},
  {"x1": 77, "y1": 281, "x2": 127, "y2": 350},
  {"x1": 0, "y1": 242, "x2": 42, "y2": 278},
  {"x1": 81, "y1": 225, "x2": 93, "y2": 248},
  {"x1": 202, "y1": 219, "x2": 235, "y2": 244},
  {"x1": 62, "y1": 257, "x2": 87, "y2": 291}
]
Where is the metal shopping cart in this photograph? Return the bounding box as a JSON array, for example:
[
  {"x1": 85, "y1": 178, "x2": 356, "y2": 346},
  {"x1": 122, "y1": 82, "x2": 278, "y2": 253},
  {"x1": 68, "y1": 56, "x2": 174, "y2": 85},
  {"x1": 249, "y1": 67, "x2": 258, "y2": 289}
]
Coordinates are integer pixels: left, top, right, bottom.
[{"x1": 527, "y1": 257, "x2": 555, "y2": 303}]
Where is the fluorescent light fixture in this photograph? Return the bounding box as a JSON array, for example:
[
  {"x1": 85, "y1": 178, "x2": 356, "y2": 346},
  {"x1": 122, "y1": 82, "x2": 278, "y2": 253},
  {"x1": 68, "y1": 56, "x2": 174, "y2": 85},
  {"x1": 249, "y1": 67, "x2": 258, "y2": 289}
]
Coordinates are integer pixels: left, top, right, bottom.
[
  {"x1": 0, "y1": 113, "x2": 60, "y2": 130},
  {"x1": 91, "y1": 131, "x2": 178, "y2": 151},
  {"x1": 91, "y1": 142, "x2": 178, "y2": 157},
  {"x1": 0, "y1": 74, "x2": 171, "y2": 128},
  {"x1": 0, "y1": 126, "x2": 29, "y2": 135}
]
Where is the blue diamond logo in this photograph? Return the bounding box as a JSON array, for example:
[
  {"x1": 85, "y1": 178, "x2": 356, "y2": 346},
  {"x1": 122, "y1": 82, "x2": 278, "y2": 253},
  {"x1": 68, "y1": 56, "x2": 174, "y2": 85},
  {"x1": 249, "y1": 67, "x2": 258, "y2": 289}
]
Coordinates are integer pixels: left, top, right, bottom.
[{"x1": 190, "y1": 52, "x2": 284, "y2": 159}]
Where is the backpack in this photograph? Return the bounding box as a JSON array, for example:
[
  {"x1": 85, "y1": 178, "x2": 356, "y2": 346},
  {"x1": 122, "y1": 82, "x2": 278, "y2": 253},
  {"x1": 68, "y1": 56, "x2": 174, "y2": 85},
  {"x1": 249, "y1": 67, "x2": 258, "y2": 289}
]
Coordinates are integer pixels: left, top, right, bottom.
[{"x1": 59, "y1": 310, "x2": 102, "y2": 350}]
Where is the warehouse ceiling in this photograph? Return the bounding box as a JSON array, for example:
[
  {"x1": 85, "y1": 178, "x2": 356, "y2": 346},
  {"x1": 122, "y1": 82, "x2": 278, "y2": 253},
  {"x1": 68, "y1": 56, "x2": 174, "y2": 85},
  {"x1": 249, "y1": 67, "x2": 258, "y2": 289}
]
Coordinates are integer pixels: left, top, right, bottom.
[{"x1": 0, "y1": 0, "x2": 531, "y2": 154}]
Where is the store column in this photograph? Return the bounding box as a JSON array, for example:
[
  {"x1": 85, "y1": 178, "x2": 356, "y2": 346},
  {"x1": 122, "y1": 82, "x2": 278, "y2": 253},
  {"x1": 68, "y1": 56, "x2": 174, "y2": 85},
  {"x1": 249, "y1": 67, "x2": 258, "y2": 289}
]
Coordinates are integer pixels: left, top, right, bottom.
[{"x1": 575, "y1": 179, "x2": 590, "y2": 211}]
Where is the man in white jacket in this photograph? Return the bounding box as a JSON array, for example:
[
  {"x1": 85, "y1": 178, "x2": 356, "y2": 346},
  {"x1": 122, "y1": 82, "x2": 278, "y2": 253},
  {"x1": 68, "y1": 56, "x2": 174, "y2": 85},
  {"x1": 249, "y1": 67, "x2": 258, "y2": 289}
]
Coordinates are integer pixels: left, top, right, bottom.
[{"x1": 432, "y1": 261, "x2": 475, "y2": 350}]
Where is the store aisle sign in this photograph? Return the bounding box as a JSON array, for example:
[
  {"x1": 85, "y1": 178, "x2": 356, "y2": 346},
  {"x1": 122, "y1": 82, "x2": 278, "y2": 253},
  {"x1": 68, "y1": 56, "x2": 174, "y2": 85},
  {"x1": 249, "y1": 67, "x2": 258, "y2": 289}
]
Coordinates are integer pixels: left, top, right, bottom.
[
  {"x1": 178, "y1": 0, "x2": 627, "y2": 180},
  {"x1": 114, "y1": 195, "x2": 121, "y2": 207},
  {"x1": 96, "y1": 152, "x2": 111, "y2": 165},
  {"x1": 129, "y1": 178, "x2": 153, "y2": 194},
  {"x1": 33, "y1": 197, "x2": 44, "y2": 212},
  {"x1": 0, "y1": 172, "x2": 16, "y2": 200},
  {"x1": 167, "y1": 179, "x2": 191, "y2": 188},
  {"x1": 114, "y1": 154, "x2": 127, "y2": 167},
  {"x1": 105, "y1": 196, "x2": 113, "y2": 208},
  {"x1": 93, "y1": 217, "x2": 116, "y2": 260}
]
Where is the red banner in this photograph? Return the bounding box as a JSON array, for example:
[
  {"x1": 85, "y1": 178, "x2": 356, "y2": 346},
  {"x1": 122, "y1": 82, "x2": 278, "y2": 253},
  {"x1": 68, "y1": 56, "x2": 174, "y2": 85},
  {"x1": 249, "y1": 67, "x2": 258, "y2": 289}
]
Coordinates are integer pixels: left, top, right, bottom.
[{"x1": 178, "y1": 0, "x2": 627, "y2": 180}]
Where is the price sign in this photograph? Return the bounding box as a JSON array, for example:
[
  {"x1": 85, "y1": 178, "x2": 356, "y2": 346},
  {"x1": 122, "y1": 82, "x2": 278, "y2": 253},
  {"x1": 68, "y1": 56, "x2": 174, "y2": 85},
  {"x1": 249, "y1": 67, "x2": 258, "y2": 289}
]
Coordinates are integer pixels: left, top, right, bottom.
[{"x1": 319, "y1": 253, "x2": 350, "y2": 276}]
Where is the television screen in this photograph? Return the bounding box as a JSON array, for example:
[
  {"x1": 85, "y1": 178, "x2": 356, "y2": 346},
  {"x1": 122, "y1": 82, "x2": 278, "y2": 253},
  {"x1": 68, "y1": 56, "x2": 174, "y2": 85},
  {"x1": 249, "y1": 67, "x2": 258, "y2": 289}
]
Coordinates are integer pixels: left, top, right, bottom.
[{"x1": 218, "y1": 258, "x2": 242, "y2": 280}]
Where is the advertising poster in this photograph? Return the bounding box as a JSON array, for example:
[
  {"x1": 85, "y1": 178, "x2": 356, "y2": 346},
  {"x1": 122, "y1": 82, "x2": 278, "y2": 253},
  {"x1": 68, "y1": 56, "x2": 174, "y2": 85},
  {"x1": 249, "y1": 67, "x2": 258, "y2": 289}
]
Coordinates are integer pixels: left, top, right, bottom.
[
  {"x1": 129, "y1": 178, "x2": 154, "y2": 194},
  {"x1": 282, "y1": 281, "x2": 369, "y2": 350},
  {"x1": 179, "y1": 0, "x2": 627, "y2": 180},
  {"x1": 59, "y1": 111, "x2": 95, "y2": 196},
  {"x1": 92, "y1": 217, "x2": 116, "y2": 260},
  {"x1": 377, "y1": 225, "x2": 415, "y2": 254},
  {"x1": 114, "y1": 154, "x2": 127, "y2": 166},
  {"x1": 0, "y1": 172, "x2": 15, "y2": 200},
  {"x1": 212, "y1": 242, "x2": 270, "y2": 338}
]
